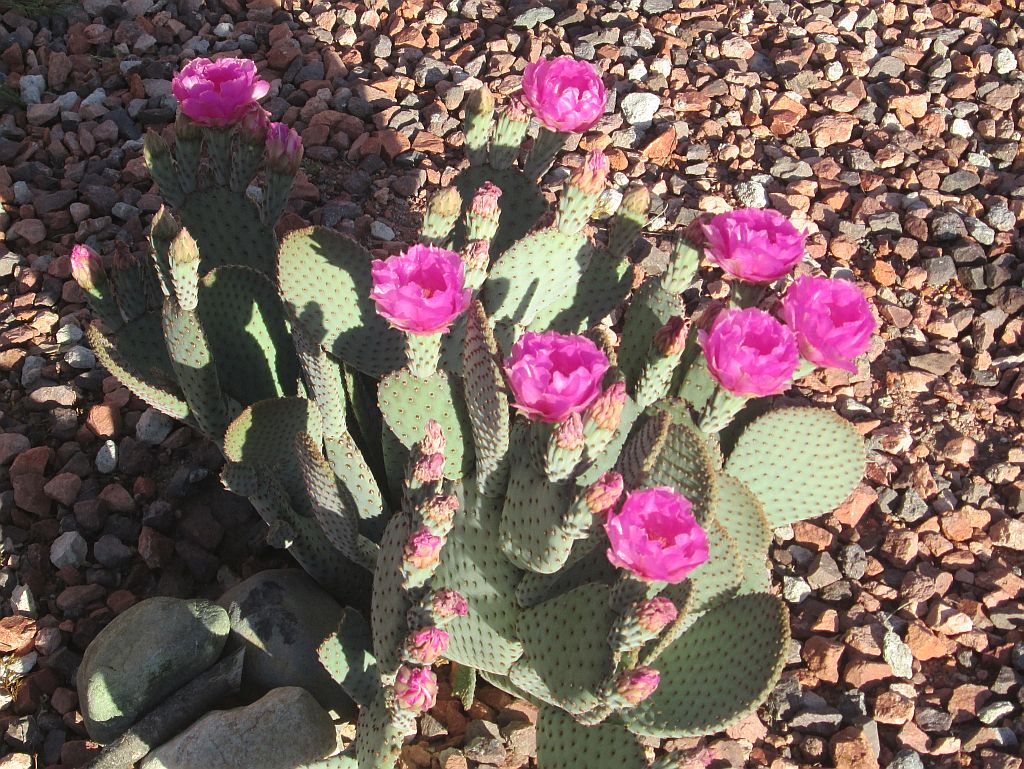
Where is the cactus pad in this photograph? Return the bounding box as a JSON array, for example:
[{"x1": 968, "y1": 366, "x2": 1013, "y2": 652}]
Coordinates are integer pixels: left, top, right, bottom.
[
  {"x1": 537, "y1": 706, "x2": 646, "y2": 769},
  {"x1": 725, "y1": 407, "x2": 865, "y2": 527},
  {"x1": 623, "y1": 593, "x2": 789, "y2": 738},
  {"x1": 526, "y1": 247, "x2": 632, "y2": 335},
  {"x1": 179, "y1": 187, "x2": 276, "y2": 275},
  {"x1": 619, "y1": 280, "x2": 687, "y2": 387},
  {"x1": 318, "y1": 608, "x2": 380, "y2": 708},
  {"x1": 714, "y1": 474, "x2": 771, "y2": 577},
  {"x1": 461, "y1": 302, "x2": 510, "y2": 496},
  {"x1": 162, "y1": 301, "x2": 229, "y2": 439},
  {"x1": 433, "y1": 484, "x2": 525, "y2": 676},
  {"x1": 369, "y1": 512, "x2": 415, "y2": 677},
  {"x1": 278, "y1": 227, "x2": 406, "y2": 377},
  {"x1": 643, "y1": 403, "x2": 719, "y2": 525}
]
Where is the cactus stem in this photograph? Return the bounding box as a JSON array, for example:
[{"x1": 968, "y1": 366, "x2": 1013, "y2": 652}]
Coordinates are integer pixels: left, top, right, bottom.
[
  {"x1": 523, "y1": 126, "x2": 569, "y2": 181},
  {"x1": 697, "y1": 383, "x2": 748, "y2": 434},
  {"x1": 204, "y1": 127, "x2": 234, "y2": 186},
  {"x1": 404, "y1": 333, "x2": 441, "y2": 380}
]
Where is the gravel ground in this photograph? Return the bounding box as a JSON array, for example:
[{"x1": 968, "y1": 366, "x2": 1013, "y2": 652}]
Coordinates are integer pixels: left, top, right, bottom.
[{"x1": 0, "y1": 0, "x2": 1022, "y2": 767}]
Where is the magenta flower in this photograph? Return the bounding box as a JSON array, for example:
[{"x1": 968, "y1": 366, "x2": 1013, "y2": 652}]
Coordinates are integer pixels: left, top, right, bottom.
[
  {"x1": 431, "y1": 589, "x2": 469, "y2": 619},
  {"x1": 505, "y1": 331, "x2": 610, "y2": 423},
  {"x1": 393, "y1": 665, "x2": 437, "y2": 712},
  {"x1": 265, "y1": 122, "x2": 303, "y2": 175},
  {"x1": 405, "y1": 626, "x2": 450, "y2": 664},
  {"x1": 702, "y1": 209, "x2": 806, "y2": 284},
  {"x1": 615, "y1": 667, "x2": 661, "y2": 705},
  {"x1": 699, "y1": 308, "x2": 799, "y2": 397},
  {"x1": 171, "y1": 57, "x2": 270, "y2": 128},
  {"x1": 371, "y1": 244, "x2": 472, "y2": 335},
  {"x1": 781, "y1": 276, "x2": 876, "y2": 373},
  {"x1": 604, "y1": 487, "x2": 709, "y2": 583},
  {"x1": 70, "y1": 244, "x2": 105, "y2": 293},
  {"x1": 404, "y1": 527, "x2": 444, "y2": 570},
  {"x1": 521, "y1": 56, "x2": 607, "y2": 133},
  {"x1": 635, "y1": 597, "x2": 678, "y2": 633}
]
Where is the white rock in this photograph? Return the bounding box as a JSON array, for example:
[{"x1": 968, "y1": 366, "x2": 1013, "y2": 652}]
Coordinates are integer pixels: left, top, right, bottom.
[
  {"x1": 65, "y1": 346, "x2": 96, "y2": 369},
  {"x1": 993, "y1": 48, "x2": 1017, "y2": 75},
  {"x1": 621, "y1": 92, "x2": 661, "y2": 126}
]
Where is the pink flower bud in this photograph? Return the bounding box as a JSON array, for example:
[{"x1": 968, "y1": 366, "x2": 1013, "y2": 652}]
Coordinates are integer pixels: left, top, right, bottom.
[
  {"x1": 698, "y1": 307, "x2": 798, "y2": 397},
  {"x1": 421, "y1": 420, "x2": 446, "y2": 455},
  {"x1": 570, "y1": 149, "x2": 609, "y2": 195},
  {"x1": 654, "y1": 316, "x2": 689, "y2": 357},
  {"x1": 521, "y1": 56, "x2": 607, "y2": 133},
  {"x1": 238, "y1": 103, "x2": 270, "y2": 145},
  {"x1": 605, "y1": 487, "x2": 709, "y2": 583},
  {"x1": 172, "y1": 56, "x2": 270, "y2": 128},
  {"x1": 404, "y1": 527, "x2": 444, "y2": 570},
  {"x1": 70, "y1": 244, "x2": 106, "y2": 293},
  {"x1": 404, "y1": 625, "x2": 450, "y2": 664},
  {"x1": 412, "y1": 453, "x2": 445, "y2": 483},
  {"x1": 470, "y1": 182, "x2": 502, "y2": 219},
  {"x1": 780, "y1": 276, "x2": 876, "y2": 373},
  {"x1": 585, "y1": 381, "x2": 627, "y2": 433},
  {"x1": 394, "y1": 665, "x2": 438, "y2": 712},
  {"x1": 635, "y1": 597, "x2": 678, "y2": 633},
  {"x1": 371, "y1": 244, "x2": 472, "y2": 335},
  {"x1": 554, "y1": 413, "x2": 585, "y2": 451},
  {"x1": 615, "y1": 667, "x2": 661, "y2": 705},
  {"x1": 463, "y1": 239, "x2": 490, "y2": 273},
  {"x1": 702, "y1": 209, "x2": 806, "y2": 284},
  {"x1": 505, "y1": 332, "x2": 610, "y2": 424},
  {"x1": 431, "y1": 589, "x2": 469, "y2": 619},
  {"x1": 584, "y1": 471, "x2": 624, "y2": 514},
  {"x1": 421, "y1": 495, "x2": 459, "y2": 527},
  {"x1": 265, "y1": 122, "x2": 303, "y2": 175}
]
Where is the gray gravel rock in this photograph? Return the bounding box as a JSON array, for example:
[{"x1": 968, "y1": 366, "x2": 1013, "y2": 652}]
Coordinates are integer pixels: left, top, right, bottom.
[
  {"x1": 136, "y1": 408, "x2": 175, "y2": 445},
  {"x1": 887, "y1": 750, "x2": 924, "y2": 769},
  {"x1": 50, "y1": 531, "x2": 88, "y2": 569},
  {"x1": 621, "y1": 92, "x2": 661, "y2": 126}
]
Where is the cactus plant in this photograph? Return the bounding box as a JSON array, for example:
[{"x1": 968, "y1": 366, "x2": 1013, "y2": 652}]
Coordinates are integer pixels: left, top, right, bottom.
[{"x1": 79, "y1": 55, "x2": 876, "y2": 769}]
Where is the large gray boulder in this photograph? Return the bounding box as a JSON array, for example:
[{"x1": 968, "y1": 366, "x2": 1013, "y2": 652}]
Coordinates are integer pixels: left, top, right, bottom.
[
  {"x1": 218, "y1": 569, "x2": 354, "y2": 715},
  {"x1": 77, "y1": 597, "x2": 230, "y2": 743},
  {"x1": 139, "y1": 686, "x2": 336, "y2": 769}
]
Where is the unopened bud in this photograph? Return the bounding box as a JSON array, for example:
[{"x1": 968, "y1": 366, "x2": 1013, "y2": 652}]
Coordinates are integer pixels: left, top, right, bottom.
[
  {"x1": 151, "y1": 206, "x2": 182, "y2": 242},
  {"x1": 394, "y1": 664, "x2": 437, "y2": 712},
  {"x1": 470, "y1": 182, "x2": 502, "y2": 219},
  {"x1": 404, "y1": 625, "x2": 450, "y2": 664},
  {"x1": 615, "y1": 667, "x2": 661, "y2": 705},
  {"x1": 620, "y1": 186, "x2": 651, "y2": 216},
  {"x1": 420, "y1": 420, "x2": 446, "y2": 455},
  {"x1": 467, "y1": 85, "x2": 495, "y2": 118},
  {"x1": 70, "y1": 244, "x2": 106, "y2": 293},
  {"x1": 431, "y1": 589, "x2": 469, "y2": 619},
  {"x1": 654, "y1": 316, "x2": 689, "y2": 357},
  {"x1": 585, "y1": 381, "x2": 627, "y2": 433},
  {"x1": 584, "y1": 471, "x2": 624, "y2": 514},
  {"x1": 635, "y1": 597, "x2": 678, "y2": 633},
  {"x1": 404, "y1": 527, "x2": 444, "y2": 570},
  {"x1": 554, "y1": 413, "x2": 585, "y2": 451},
  {"x1": 238, "y1": 103, "x2": 270, "y2": 145},
  {"x1": 571, "y1": 149, "x2": 610, "y2": 195},
  {"x1": 265, "y1": 122, "x2": 303, "y2": 175}
]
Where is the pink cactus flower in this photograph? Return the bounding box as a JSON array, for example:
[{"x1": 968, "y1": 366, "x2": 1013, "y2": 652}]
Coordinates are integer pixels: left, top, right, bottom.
[
  {"x1": 405, "y1": 626, "x2": 450, "y2": 664},
  {"x1": 70, "y1": 244, "x2": 105, "y2": 292},
  {"x1": 521, "y1": 56, "x2": 607, "y2": 133},
  {"x1": 265, "y1": 122, "x2": 303, "y2": 175},
  {"x1": 505, "y1": 331, "x2": 610, "y2": 423},
  {"x1": 780, "y1": 276, "x2": 876, "y2": 373},
  {"x1": 702, "y1": 208, "x2": 806, "y2": 284},
  {"x1": 605, "y1": 487, "x2": 709, "y2": 583},
  {"x1": 394, "y1": 665, "x2": 437, "y2": 712},
  {"x1": 635, "y1": 597, "x2": 678, "y2": 633},
  {"x1": 615, "y1": 667, "x2": 661, "y2": 705},
  {"x1": 404, "y1": 527, "x2": 444, "y2": 570},
  {"x1": 699, "y1": 307, "x2": 799, "y2": 397},
  {"x1": 584, "y1": 471, "x2": 625, "y2": 514},
  {"x1": 171, "y1": 57, "x2": 270, "y2": 128},
  {"x1": 584, "y1": 381, "x2": 627, "y2": 432},
  {"x1": 431, "y1": 589, "x2": 469, "y2": 619},
  {"x1": 371, "y1": 244, "x2": 472, "y2": 335}
]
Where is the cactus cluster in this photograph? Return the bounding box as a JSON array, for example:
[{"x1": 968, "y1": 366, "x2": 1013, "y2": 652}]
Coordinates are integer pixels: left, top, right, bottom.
[{"x1": 78, "y1": 57, "x2": 871, "y2": 769}]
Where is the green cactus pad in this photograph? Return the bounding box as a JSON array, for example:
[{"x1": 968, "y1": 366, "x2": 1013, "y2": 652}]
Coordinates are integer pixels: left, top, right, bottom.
[
  {"x1": 514, "y1": 540, "x2": 616, "y2": 608},
  {"x1": 198, "y1": 265, "x2": 301, "y2": 406},
  {"x1": 725, "y1": 407, "x2": 865, "y2": 527},
  {"x1": 86, "y1": 318, "x2": 190, "y2": 421},
  {"x1": 484, "y1": 228, "x2": 593, "y2": 329},
  {"x1": 223, "y1": 397, "x2": 323, "y2": 511},
  {"x1": 643, "y1": 403, "x2": 719, "y2": 526},
  {"x1": 462, "y1": 302, "x2": 510, "y2": 496},
  {"x1": 377, "y1": 368, "x2": 473, "y2": 478},
  {"x1": 450, "y1": 165, "x2": 546, "y2": 256},
  {"x1": 677, "y1": 355, "x2": 717, "y2": 415},
  {"x1": 619, "y1": 281, "x2": 686, "y2": 387},
  {"x1": 162, "y1": 300, "x2": 229, "y2": 440},
  {"x1": 179, "y1": 187, "x2": 276, "y2": 275},
  {"x1": 526, "y1": 247, "x2": 632, "y2": 335},
  {"x1": 278, "y1": 226, "x2": 406, "y2": 378},
  {"x1": 324, "y1": 435, "x2": 388, "y2": 539},
  {"x1": 669, "y1": 519, "x2": 740, "y2": 616},
  {"x1": 623, "y1": 593, "x2": 789, "y2": 738},
  {"x1": 616, "y1": 409, "x2": 671, "y2": 489},
  {"x1": 537, "y1": 706, "x2": 646, "y2": 769},
  {"x1": 715, "y1": 474, "x2": 771, "y2": 575},
  {"x1": 433, "y1": 483, "x2": 525, "y2": 676},
  {"x1": 451, "y1": 663, "x2": 477, "y2": 710},
  {"x1": 510, "y1": 583, "x2": 616, "y2": 715},
  {"x1": 354, "y1": 690, "x2": 405, "y2": 769},
  {"x1": 317, "y1": 608, "x2": 380, "y2": 709},
  {"x1": 577, "y1": 395, "x2": 641, "y2": 487},
  {"x1": 369, "y1": 511, "x2": 415, "y2": 677}
]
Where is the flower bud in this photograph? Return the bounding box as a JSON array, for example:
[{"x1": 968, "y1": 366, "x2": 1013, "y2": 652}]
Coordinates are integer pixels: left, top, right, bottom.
[
  {"x1": 70, "y1": 244, "x2": 106, "y2": 294},
  {"x1": 404, "y1": 626, "x2": 450, "y2": 664},
  {"x1": 635, "y1": 597, "x2": 678, "y2": 633},
  {"x1": 431, "y1": 589, "x2": 469, "y2": 619},
  {"x1": 654, "y1": 316, "x2": 689, "y2": 357},
  {"x1": 394, "y1": 665, "x2": 437, "y2": 712},
  {"x1": 553, "y1": 413, "x2": 585, "y2": 451},
  {"x1": 615, "y1": 667, "x2": 661, "y2": 705},
  {"x1": 503, "y1": 96, "x2": 530, "y2": 125},
  {"x1": 404, "y1": 527, "x2": 444, "y2": 570},
  {"x1": 428, "y1": 186, "x2": 462, "y2": 219},
  {"x1": 265, "y1": 121, "x2": 303, "y2": 175},
  {"x1": 467, "y1": 85, "x2": 495, "y2": 119},
  {"x1": 470, "y1": 182, "x2": 502, "y2": 220},
  {"x1": 570, "y1": 149, "x2": 610, "y2": 195},
  {"x1": 584, "y1": 381, "x2": 626, "y2": 433},
  {"x1": 584, "y1": 471, "x2": 624, "y2": 514},
  {"x1": 238, "y1": 103, "x2": 270, "y2": 146}
]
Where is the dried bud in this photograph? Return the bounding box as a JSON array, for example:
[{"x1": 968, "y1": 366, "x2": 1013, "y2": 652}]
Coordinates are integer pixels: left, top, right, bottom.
[
  {"x1": 554, "y1": 413, "x2": 585, "y2": 451},
  {"x1": 428, "y1": 186, "x2": 463, "y2": 219},
  {"x1": 404, "y1": 527, "x2": 444, "y2": 570},
  {"x1": 174, "y1": 111, "x2": 202, "y2": 142},
  {"x1": 238, "y1": 103, "x2": 270, "y2": 145},
  {"x1": 503, "y1": 96, "x2": 531, "y2": 124},
  {"x1": 585, "y1": 381, "x2": 627, "y2": 433},
  {"x1": 404, "y1": 625, "x2": 450, "y2": 664},
  {"x1": 394, "y1": 665, "x2": 438, "y2": 712},
  {"x1": 421, "y1": 420, "x2": 446, "y2": 455},
  {"x1": 421, "y1": 495, "x2": 459, "y2": 528},
  {"x1": 584, "y1": 471, "x2": 624, "y2": 514},
  {"x1": 615, "y1": 667, "x2": 661, "y2": 705},
  {"x1": 463, "y1": 239, "x2": 491, "y2": 273},
  {"x1": 431, "y1": 589, "x2": 469, "y2": 619},
  {"x1": 265, "y1": 121, "x2": 303, "y2": 175},
  {"x1": 412, "y1": 453, "x2": 445, "y2": 483},
  {"x1": 619, "y1": 186, "x2": 651, "y2": 216},
  {"x1": 70, "y1": 244, "x2": 106, "y2": 293},
  {"x1": 470, "y1": 182, "x2": 502, "y2": 219},
  {"x1": 635, "y1": 597, "x2": 678, "y2": 633},
  {"x1": 654, "y1": 316, "x2": 689, "y2": 357},
  {"x1": 467, "y1": 85, "x2": 495, "y2": 118},
  {"x1": 571, "y1": 149, "x2": 610, "y2": 195}
]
